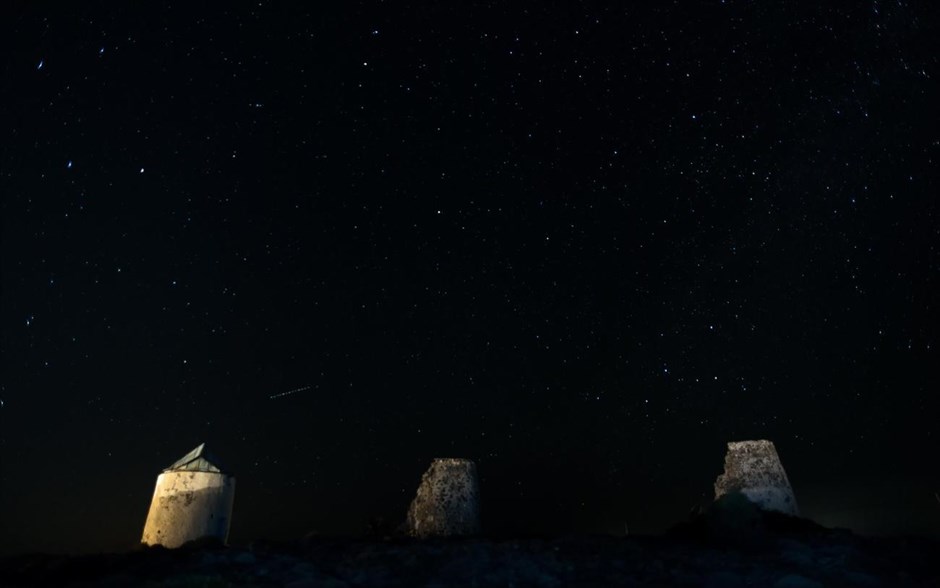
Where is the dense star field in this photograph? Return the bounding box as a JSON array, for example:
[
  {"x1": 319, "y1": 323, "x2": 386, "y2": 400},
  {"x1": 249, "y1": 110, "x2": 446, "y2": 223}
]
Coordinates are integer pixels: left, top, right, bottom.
[{"x1": 1, "y1": 2, "x2": 937, "y2": 555}]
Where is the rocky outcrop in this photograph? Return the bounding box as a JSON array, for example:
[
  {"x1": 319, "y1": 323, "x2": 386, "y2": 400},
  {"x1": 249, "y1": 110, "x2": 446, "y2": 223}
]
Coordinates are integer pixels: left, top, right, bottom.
[
  {"x1": 714, "y1": 440, "x2": 799, "y2": 516},
  {"x1": 405, "y1": 458, "x2": 481, "y2": 538}
]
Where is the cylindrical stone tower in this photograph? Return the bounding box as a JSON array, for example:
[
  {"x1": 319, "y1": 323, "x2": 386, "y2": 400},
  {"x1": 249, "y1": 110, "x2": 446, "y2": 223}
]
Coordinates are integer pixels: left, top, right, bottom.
[
  {"x1": 405, "y1": 458, "x2": 481, "y2": 538},
  {"x1": 141, "y1": 443, "x2": 235, "y2": 548},
  {"x1": 714, "y1": 439, "x2": 799, "y2": 516}
]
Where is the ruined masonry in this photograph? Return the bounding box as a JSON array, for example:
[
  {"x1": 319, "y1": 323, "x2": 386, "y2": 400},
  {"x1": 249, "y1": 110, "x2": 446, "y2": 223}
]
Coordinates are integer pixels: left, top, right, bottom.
[
  {"x1": 405, "y1": 458, "x2": 481, "y2": 538},
  {"x1": 714, "y1": 439, "x2": 799, "y2": 516},
  {"x1": 141, "y1": 443, "x2": 236, "y2": 548}
]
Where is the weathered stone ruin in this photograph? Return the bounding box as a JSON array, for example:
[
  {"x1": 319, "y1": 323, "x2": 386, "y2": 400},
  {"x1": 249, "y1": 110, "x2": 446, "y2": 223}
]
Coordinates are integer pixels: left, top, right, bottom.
[
  {"x1": 714, "y1": 439, "x2": 799, "y2": 516},
  {"x1": 405, "y1": 458, "x2": 481, "y2": 538},
  {"x1": 141, "y1": 443, "x2": 236, "y2": 548}
]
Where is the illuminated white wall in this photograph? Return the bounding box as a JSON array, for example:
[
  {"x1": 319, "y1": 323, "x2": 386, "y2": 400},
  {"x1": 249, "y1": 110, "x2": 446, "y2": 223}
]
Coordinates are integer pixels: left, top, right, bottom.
[{"x1": 141, "y1": 470, "x2": 235, "y2": 548}]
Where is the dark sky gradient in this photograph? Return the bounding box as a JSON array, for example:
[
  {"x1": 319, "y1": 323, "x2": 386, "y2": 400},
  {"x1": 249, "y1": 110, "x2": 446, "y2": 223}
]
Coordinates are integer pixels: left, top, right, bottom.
[{"x1": 1, "y1": 2, "x2": 937, "y2": 554}]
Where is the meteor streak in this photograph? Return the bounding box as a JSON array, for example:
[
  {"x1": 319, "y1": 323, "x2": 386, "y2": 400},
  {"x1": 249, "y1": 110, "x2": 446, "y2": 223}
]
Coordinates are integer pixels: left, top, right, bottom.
[{"x1": 269, "y1": 384, "x2": 313, "y2": 400}]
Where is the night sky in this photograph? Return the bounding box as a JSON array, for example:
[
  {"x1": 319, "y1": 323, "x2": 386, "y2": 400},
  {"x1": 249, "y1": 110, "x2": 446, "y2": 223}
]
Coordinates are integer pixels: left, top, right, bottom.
[{"x1": 1, "y1": 2, "x2": 937, "y2": 555}]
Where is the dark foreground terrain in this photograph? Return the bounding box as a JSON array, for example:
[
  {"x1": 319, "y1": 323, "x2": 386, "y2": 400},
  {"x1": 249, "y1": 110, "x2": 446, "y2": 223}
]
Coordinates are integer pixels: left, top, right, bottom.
[
  {"x1": 3, "y1": 535, "x2": 937, "y2": 588},
  {"x1": 2, "y1": 505, "x2": 937, "y2": 587}
]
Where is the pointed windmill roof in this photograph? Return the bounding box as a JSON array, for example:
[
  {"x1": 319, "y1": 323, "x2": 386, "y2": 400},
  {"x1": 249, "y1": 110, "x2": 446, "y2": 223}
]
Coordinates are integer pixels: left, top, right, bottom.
[{"x1": 164, "y1": 442, "x2": 228, "y2": 474}]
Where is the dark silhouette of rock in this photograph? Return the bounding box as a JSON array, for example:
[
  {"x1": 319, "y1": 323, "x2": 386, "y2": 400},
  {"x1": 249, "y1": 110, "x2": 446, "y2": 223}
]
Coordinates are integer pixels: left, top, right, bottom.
[{"x1": 669, "y1": 492, "x2": 829, "y2": 549}]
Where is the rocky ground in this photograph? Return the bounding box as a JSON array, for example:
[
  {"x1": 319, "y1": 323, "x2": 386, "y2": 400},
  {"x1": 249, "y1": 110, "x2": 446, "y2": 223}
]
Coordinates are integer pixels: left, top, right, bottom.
[{"x1": 2, "y1": 501, "x2": 937, "y2": 587}]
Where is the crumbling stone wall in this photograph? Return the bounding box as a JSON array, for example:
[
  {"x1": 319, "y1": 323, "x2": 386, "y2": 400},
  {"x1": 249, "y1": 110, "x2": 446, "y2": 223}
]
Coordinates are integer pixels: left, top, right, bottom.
[
  {"x1": 714, "y1": 440, "x2": 799, "y2": 516},
  {"x1": 405, "y1": 458, "x2": 481, "y2": 538}
]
